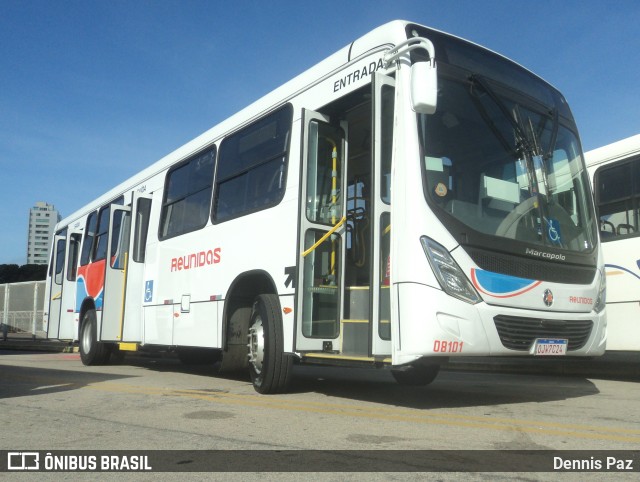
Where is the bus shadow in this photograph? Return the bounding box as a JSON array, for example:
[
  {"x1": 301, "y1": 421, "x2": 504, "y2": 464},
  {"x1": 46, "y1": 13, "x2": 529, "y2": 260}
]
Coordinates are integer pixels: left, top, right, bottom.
[
  {"x1": 119, "y1": 353, "x2": 601, "y2": 409},
  {"x1": 286, "y1": 365, "x2": 600, "y2": 409},
  {"x1": 0, "y1": 363, "x2": 133, "y2": 400},
  {"x1": 123, "y1": 352, "x2": 251, "y2": 382}
]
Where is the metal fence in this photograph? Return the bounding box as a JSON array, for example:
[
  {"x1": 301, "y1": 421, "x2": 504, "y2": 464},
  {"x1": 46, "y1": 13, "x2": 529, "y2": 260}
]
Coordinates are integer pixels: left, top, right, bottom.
[{"x1": 0, "y1": 281, "x2": 47, "y2": 340}]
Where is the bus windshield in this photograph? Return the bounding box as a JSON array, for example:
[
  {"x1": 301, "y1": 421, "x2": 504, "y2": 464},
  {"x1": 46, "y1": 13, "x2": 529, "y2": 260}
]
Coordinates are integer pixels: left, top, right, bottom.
[{"x1": 416, "y1": 47, "x2": 596, "y2": 255}]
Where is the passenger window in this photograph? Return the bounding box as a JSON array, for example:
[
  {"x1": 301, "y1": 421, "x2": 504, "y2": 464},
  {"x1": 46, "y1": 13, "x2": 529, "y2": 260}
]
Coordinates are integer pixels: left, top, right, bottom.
[
  {"x1": 160, "y1": 147, "x2": 216, "y2": 239},
  {"x1": 213, "y1": 104, "x2": 292, "y2": 222},
  {"x1": 94, "y1": 197, "x2": 124, "y2": 261}
]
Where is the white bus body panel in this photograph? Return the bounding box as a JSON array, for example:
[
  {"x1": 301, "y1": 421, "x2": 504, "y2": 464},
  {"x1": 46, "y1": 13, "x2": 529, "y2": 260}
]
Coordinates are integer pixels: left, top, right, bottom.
[{"x1": 586, "y1": 135, "x2": 640, "y2": 351}]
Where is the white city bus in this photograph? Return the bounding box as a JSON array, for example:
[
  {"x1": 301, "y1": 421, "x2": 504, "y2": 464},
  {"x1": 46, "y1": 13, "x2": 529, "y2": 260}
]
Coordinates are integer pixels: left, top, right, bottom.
[
  {"x1": 44, "y1": 20, "x2": 606, "y2": 393},
  {"x1": 586, "y1": 135, "x2": 640, "y2": 351}
]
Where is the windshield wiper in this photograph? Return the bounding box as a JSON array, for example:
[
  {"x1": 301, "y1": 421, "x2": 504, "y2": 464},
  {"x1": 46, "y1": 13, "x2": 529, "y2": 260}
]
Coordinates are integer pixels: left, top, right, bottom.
[
  {"x1": 469, "y1": 74, "x2": 534, "y2": 157},
  {"x1": 469, "y1": 74, "x2": 538, "y2": 195},
  {"x1": 544, "y1": 107, "x2": 559, "y2": 161}
]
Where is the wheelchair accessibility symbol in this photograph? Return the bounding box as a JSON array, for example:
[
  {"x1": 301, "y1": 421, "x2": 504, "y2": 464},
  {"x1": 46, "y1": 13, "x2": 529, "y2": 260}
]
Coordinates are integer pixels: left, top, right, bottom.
[
  {"x1": 547, "y1": 219, "x2": 562, "y2": 245},
  {"x1": 144, "y1": 280, "x2": 154, "y2": 303}
]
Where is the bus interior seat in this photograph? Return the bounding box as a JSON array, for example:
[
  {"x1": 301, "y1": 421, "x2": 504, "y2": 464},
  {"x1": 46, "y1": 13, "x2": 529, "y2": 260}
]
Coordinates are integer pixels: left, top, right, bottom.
[{"x1": 616, "y1": 223, "x2": 635, "y2": 235}]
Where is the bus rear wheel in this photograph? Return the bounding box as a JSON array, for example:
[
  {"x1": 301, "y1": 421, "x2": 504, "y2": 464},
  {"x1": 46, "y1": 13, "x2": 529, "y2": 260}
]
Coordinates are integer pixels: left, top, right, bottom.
[
  {"x1": 247, "y1": 294, "x2": 292, "y2": 394},
  {"x1": 391, "y1": 364, "x2": 440, "y2": 386},
  {"x1": 79, "y1": 309, "x2": 111, "y2": 366}
]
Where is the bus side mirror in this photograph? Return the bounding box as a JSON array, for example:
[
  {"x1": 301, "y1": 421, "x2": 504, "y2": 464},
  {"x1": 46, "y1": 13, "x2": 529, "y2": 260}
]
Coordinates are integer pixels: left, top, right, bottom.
[{"x1": 411, "y1": 60, "x2": 437, "y2": 115}]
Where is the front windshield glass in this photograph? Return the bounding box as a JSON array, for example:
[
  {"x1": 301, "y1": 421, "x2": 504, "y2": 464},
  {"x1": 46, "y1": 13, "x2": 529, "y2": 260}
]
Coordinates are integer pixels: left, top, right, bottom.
[{"x1": 418, "y1": 70, "x2": 597, "y2": 254}]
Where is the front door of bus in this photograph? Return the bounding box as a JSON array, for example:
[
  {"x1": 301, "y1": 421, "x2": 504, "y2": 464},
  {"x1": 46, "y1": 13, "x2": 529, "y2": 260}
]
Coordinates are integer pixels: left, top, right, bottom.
[
  {"x1": 46, "y1": 232, "x2": 66, "y2": 338},
  {"x1": 296, "y1": 110, "x2": 347, "y2": 352},
  {"x1": 296, "y1": 77, "x2": 395, "y2": 357},
  {"x1": 101, "y1": 204, "x2": 131, "y2": 341},
  {"x1": 370, "y1": 72, "x2": 394, "y2": 356},
  {"x1": 58, "y1": 229, "x2": 82, "y2": 340},
  {"x1": 120, "y1": 191, "x2": 152, "y2": 342}
]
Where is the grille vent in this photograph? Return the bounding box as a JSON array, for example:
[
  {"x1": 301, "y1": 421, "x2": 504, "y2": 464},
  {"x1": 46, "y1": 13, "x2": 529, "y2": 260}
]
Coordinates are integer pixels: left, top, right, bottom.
[{"x1": 494, "y1": 315, "x2": 593, "y2": 351}]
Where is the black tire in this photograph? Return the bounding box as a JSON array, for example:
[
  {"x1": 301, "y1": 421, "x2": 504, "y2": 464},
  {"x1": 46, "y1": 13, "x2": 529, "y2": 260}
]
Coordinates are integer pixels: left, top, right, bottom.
[
  {"x1": 177, "y1": 347, "x2": 222, "y2": 365},
  {"x1": 247, "y1": 294, "x2": 292, "y2": 394},
  {"x1": 391, "y1": 364, "x2": 440, "y2": 386},
  {"x1": 79, "y1": 309, "x2": 111, "y2": 366}
]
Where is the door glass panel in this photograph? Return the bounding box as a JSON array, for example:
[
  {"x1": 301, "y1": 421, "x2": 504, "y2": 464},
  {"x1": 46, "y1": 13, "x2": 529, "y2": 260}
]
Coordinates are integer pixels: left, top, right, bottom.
[
  {"x1": 379, "y1": 212, "x2": 391, "y2": 340},
  {"x1": 301, "y1": 229, "x2": 341, "y2": 338},
  {"x1": 54, "y1": 237, "x2": 66, "y2": 285},
  {"x1": 133, "y1": 198, "x2": 152, "y2": 263},
  {"x1": 67, "y1": 234, "x2": 80, "y2": 281},
  {"x1": 306, "y1": 121, "x2": 345, "y2": 225},
  {"x1": 80, "y1": 212, "x2": 97, "y2": 266},
  {"x1": 110, "y1": 210, "x2": 131, "y2": 269},
  {"x1": 380, "y1": 84, "x2": 395, "y2": 204}
]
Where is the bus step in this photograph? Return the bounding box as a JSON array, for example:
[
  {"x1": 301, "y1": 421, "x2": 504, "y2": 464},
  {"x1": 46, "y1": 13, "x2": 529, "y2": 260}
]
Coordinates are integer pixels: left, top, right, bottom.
[{"x1": 118, "y1": 342, "x2": 139, "y2": 352}]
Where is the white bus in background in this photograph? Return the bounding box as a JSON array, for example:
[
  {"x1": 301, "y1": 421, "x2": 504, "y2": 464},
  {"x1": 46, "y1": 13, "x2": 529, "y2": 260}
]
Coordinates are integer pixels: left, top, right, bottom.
[
  {"x1": 44, "y1": 20, "x2": 606, "y2": 394},
  {"x1": 586, "y1": 135, "x2": 640, "y2": 351}
]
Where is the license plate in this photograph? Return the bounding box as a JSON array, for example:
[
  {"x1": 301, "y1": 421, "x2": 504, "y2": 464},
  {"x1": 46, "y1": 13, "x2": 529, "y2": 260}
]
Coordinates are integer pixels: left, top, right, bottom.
[{"x1": 532, "y1": 338, "x2": 568, "y2": 356}]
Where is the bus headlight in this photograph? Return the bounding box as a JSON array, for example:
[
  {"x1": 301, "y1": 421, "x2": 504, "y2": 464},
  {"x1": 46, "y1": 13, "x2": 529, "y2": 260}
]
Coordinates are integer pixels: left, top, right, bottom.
[
  {"x1": 593, "y1": 270, "x2": 606, "y2": 313},
  {"x1": 420, "y1": 236, "x2": 481, "y2": 304}
]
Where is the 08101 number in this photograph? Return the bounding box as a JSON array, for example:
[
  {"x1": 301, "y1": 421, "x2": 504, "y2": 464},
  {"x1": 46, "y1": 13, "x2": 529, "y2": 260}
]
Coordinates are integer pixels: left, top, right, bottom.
[{"x1": 433, "y1": 340, "x2": 464, "y2": 353}]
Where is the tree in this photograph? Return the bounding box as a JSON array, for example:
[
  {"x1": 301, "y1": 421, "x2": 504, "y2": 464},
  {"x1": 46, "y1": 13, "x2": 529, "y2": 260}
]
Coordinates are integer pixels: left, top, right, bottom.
[
  {"x1": 0, "y1": 264, "x2": 48, "y2": 283},
  {"x1": 0, "y1": 264, "x2": 20, "y2": 284}
]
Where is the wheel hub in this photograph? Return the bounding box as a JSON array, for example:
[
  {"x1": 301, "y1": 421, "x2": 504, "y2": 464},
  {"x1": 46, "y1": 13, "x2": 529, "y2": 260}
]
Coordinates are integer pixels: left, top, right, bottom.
[
  {"x1": 81, "y1": 322, "x2": 92, "y2": 354},
  {"x1": 247, "y1": 316, "x2": 264, "y2": 374}
]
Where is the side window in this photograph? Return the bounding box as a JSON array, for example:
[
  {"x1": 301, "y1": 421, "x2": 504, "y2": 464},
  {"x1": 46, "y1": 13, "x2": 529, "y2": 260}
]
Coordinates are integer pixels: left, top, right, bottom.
[
  {"x1": 80, "y1": 212, "x2": 97, "y2": 266},
  {"x1": 94, "y1": 197, "x2": 124, "y2": 261},
  {"x1": 213, "y1": 104, "x2": 292, "y2": 223},
  {"x1": 595, "y1": 157, "x2": 640, "y2": 240},
  {"x1": 160, "y1": 147, "x2": 216, "y2": 239}
]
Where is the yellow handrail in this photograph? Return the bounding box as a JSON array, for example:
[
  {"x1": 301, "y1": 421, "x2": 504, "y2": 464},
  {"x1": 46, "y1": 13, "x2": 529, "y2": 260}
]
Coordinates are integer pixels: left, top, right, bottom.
[{"x1": 302, "y1": 216, "x2": 347, "y2": 258}]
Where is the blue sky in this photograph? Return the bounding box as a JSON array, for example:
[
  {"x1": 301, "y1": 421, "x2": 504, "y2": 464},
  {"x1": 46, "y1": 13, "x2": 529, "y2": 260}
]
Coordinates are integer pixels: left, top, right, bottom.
[{"x1": 1, "y1": 0, "x2": 639, "y2": 264}]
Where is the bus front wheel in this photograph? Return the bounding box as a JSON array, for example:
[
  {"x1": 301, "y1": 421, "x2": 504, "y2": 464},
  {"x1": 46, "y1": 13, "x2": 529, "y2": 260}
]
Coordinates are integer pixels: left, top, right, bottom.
[
  {"x1": 247, "y1": 294, "x2": 292, "y2": 394},
  {"x1": 79, "y1": 309, "x2": 111, "y2": 366}
]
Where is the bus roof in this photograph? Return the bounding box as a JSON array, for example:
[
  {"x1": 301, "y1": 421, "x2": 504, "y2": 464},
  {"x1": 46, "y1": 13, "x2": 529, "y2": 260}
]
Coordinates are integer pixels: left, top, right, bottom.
[
  {"x1": 54, "y1": 19, "x2": 549, "y2": 230},
  {"x1": 56, "y1": 20, "x2": 415, "y2": 229},
  {"x1": 585, "y1": 134, "x2": 640, "y2": 169}
]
